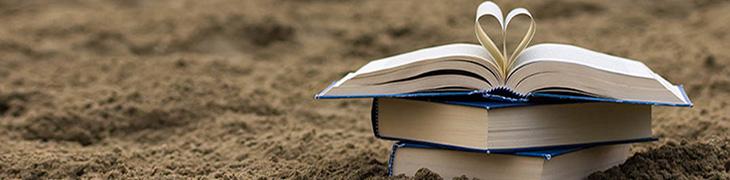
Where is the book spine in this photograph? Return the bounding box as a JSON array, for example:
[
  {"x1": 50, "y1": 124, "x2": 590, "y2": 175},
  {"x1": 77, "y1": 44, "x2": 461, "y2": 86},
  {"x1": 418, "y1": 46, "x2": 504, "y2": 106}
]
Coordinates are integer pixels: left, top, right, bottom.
[
  {"x1": 371, "y1": 98, "x2": 383, "y2": 139},
  {"x1": 387, "y1": 142, "x2": 405, "y2": 176}
]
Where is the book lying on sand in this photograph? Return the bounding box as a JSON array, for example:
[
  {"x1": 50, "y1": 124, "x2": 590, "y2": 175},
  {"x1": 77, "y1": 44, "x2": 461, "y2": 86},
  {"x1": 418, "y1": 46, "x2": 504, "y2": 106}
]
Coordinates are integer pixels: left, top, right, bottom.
[
  {"x1": 316, "y1": 1, "x2": 691, "y2": 106},
  {"x1": 372, "y1": 98, "x2": 654, "y2": 151},
  {"x1": 389, "y1": 142, "x2": 631, "y2": 180}
]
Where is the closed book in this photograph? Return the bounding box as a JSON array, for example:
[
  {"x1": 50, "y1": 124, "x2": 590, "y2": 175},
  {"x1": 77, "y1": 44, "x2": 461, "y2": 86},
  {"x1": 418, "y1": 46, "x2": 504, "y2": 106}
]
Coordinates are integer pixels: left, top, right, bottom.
[
  {"x1": 388, "y1": 142, "x2": 633, "y2": 180},
  {"x1": 372, "y1": 98, "x2": 654, "y2": 152}
]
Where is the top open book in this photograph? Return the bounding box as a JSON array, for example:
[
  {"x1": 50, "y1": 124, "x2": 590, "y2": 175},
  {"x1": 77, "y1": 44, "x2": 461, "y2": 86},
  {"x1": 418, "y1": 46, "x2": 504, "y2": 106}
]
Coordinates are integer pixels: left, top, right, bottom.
[{"x1": 316, "y1": 1, "x2": 691, "y2": 106}]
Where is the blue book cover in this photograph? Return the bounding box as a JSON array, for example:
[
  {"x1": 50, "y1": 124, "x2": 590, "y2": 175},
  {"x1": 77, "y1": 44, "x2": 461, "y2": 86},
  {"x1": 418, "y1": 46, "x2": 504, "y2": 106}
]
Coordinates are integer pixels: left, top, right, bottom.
[
  {"x1": 316, "y1": 82, "x2": 693, "y2": 107},
  {"x1": 371, "y1": 98, "x2": 658, "y2": 153}
]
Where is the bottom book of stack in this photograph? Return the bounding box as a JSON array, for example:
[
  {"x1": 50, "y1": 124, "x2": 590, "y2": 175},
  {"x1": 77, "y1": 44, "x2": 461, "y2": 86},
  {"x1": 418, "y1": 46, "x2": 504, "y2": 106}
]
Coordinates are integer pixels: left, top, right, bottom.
[{"x1": 388, "y1": 142, "x2": 641, "y2": 180}]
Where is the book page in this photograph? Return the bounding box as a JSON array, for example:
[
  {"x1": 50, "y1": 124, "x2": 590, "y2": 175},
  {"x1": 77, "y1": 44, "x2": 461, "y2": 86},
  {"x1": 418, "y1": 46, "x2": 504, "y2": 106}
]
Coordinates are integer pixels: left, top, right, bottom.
[
  {"x1": 651, "y1": 72, "x2": 688, "y2": 103},
  {"x1": 354, "y1": 44, "x2": 493, "y2": 75},
  {"x1": 512, "y1": 43, "x2": 654, "y2": 79}
]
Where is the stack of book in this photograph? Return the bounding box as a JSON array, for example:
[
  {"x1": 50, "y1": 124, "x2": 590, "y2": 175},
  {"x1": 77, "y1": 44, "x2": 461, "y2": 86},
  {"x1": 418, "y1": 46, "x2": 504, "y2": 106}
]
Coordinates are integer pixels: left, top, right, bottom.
[{"x1": 316, "y1": 1, "x2": 692, "y2": 179}]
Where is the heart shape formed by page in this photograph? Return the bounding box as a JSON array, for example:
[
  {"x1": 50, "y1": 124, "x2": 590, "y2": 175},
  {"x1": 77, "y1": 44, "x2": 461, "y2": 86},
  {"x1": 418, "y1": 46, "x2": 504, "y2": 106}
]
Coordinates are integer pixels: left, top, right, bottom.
[{"x1": 475, "y1": 1, "x2": 536, "y2": 77}]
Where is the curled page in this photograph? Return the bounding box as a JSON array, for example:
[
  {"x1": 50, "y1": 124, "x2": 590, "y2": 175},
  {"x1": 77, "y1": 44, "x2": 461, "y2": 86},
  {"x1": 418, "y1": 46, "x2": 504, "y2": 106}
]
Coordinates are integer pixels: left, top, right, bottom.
[
  {"x1": 505, "y1": 8, "x2": 536, "y2": 70},
  {"x1": 474, "y1": 1, "x2": 536, "y2": 76},
  {"x1": 475, "y1": 1, "x2": 506, "y2": 76}
]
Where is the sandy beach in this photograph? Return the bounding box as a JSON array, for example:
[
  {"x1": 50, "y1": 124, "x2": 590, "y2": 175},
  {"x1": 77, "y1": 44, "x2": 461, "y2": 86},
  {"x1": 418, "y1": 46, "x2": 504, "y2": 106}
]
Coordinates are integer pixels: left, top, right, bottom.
[{"x1": 0, "y1": 0, "x2": 728, "y2": 179}]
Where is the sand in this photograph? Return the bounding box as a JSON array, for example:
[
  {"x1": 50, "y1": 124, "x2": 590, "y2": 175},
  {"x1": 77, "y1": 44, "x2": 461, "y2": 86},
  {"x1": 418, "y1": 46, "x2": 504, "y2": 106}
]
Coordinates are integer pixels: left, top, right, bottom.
[{"x1": 0, "y1": 0, "x2": 728, "y2": 179}]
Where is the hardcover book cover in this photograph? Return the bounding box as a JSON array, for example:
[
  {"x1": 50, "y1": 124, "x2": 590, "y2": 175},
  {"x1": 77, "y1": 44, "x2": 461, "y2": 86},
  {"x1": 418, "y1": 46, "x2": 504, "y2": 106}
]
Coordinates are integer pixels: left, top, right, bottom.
[{"x1": 316, "y1": 82, "x2": 693, "y2": 107}]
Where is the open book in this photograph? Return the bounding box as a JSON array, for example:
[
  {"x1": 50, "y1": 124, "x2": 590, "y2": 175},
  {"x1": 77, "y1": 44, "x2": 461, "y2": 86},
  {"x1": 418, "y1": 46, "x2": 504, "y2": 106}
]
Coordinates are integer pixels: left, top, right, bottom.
[{"x1": 316, "y1": 1, "x2": 691, "y2": 106}]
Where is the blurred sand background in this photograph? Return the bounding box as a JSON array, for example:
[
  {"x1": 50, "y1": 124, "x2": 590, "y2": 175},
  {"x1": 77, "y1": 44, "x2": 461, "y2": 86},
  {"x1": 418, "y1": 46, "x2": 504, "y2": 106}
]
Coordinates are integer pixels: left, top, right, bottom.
[{"x1": 0, "y1": 0, "x2": 728, "y2": 179}]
